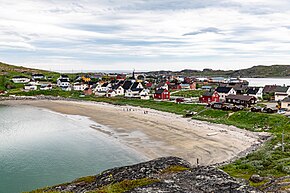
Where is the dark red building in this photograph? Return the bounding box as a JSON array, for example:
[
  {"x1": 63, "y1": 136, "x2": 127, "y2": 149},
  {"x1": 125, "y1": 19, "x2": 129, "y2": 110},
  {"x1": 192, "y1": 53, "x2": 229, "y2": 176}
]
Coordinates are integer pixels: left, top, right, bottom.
[
  {"x1": 199, "y1": 91, "x2": 220, "y2": 103},
  {"x1": 154, "y1": 89, "x2": 170, "y2": 100}
]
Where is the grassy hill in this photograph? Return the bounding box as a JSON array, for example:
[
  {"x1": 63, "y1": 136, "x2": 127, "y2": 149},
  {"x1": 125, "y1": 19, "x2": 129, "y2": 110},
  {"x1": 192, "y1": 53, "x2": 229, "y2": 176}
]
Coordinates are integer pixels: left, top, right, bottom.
[
  {"x1": 148, "y1": 65, "x2": 290, "y2": 78},
  {"x1": 0, "y1": 62, "x2": 60, "y2": 91}
]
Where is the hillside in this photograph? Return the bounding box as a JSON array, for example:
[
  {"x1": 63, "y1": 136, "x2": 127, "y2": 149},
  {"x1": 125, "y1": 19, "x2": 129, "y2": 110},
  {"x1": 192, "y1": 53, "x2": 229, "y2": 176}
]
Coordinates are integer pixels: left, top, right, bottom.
[
  {"x1": 0, "y1": 62, "x2": 59, "y2": 91},
  {"x1": 0, "y1": 62, "x2": 49, "y2": 75},
  {"x1": 28, "y1": 157, "x2": 262, "y2": 193},
  {"x1": 147, "y1": 65, "x2": 290, "y2": 78}
]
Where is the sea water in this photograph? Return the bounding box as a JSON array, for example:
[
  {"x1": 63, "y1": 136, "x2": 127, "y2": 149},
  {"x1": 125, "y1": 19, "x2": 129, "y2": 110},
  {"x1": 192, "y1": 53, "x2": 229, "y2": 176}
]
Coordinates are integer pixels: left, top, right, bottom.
[{"x1": 0, "y1": 105, "x2": 145, "y2": 193}]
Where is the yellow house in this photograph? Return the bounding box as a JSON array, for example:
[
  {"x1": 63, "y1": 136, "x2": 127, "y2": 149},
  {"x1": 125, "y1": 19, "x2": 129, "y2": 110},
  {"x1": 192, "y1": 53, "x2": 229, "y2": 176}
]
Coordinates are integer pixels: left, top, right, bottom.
[{"x1": 82, "y1": 76, "x2": 91, "y2": 82}]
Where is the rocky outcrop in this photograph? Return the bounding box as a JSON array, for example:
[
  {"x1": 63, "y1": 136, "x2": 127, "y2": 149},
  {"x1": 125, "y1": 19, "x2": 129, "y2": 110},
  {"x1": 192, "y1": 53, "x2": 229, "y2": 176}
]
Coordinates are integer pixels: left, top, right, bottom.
[{"x1": 35, "y1": 157, "x2": 262, "y2": 193}]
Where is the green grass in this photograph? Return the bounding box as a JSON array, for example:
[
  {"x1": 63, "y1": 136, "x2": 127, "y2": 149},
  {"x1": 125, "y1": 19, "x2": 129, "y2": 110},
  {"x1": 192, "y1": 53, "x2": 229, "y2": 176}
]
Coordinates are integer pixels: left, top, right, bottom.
[
  {"x1": 74, "y1": 175, "x2": 95, "y2": 183},
  {"x1": 91, "y1": 178, "x2": 159, "y2": 193},
  {"x1": 171, "y1": 90, "x2": 205, "y2": 98},
  {"x1": 160, "y1": 165, "x2": 190, "y2": 174}
]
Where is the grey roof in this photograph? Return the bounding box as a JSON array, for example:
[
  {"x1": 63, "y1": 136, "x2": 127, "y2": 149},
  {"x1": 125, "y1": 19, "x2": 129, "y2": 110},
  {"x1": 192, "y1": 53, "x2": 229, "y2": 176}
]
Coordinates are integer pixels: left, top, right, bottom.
[
  {"x1": 282, "y1": 96, "x2": 290, "y2": 102},
  {"x1": 246, "y1": 87, "x2": 261, "y2": 95},
  {"x1": 216, "y1": 87, "x2": 232, "y2": 93},
  {"x1": 155, "y1": 89, "x2": 166, "y2": 94},
  {"x1": 226, "y1": 95, "x2": 256, "y2": 101},
  {"x1": 131, "y1": 82, "x2": 140, "y2": 90},
  {"x1": 58, "y1": 79, "x2": 69, "y2": 82},
  {"x1": 122, "y1": 81, "x2": 133, "y2": 90},
  {"x1": 203, "y1": 91, "x2": 215, "y2": 96},
  {"x1": 275, "y1": 86, "x2": 289, "y2": 93},
  {"x1": 102, "y1": 82, "x2": 109, "y2": 87}
]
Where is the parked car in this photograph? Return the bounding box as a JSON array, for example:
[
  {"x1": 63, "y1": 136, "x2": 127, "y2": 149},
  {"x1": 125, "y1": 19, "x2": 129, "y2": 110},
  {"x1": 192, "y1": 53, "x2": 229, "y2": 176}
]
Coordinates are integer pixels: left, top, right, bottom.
[
  {"x1": 176, "y1": 98, "x2": 185, "y2": 103},
  {"x1": 277, "y1": 109, "x2": 286, "y2": 114},
  {"x1": 262, "y1": 107, "x2": 278, "y2": 113},
  {"x1": 251, "y1": 106, "x2": 262, "y2": 112}
]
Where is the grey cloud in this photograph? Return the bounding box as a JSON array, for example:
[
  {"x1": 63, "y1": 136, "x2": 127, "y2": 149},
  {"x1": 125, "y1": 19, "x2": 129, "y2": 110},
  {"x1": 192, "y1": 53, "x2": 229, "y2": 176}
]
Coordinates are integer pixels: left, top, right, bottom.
[{"x1": 183, "y1": 27, "x2": 221, "y2": 36}]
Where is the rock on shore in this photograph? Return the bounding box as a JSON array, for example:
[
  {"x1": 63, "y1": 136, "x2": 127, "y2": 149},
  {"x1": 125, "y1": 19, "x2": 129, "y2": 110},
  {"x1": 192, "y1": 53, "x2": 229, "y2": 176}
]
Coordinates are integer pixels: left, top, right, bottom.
[{"x1": 32, "y1": 156, "x2": 261, "y2": 193}]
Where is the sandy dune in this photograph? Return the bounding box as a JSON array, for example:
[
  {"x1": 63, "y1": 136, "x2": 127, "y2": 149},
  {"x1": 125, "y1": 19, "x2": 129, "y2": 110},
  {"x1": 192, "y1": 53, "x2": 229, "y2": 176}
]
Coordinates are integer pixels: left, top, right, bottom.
[{"x1": 1, "y1": 100, "x2": 269, "y2": 165}]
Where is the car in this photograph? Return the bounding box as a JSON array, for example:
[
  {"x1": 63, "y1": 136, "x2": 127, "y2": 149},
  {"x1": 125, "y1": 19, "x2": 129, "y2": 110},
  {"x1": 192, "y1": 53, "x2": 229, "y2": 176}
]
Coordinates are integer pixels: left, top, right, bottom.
[{"x1": 277, "y1": 110, "x2": 286, "y2": 114}]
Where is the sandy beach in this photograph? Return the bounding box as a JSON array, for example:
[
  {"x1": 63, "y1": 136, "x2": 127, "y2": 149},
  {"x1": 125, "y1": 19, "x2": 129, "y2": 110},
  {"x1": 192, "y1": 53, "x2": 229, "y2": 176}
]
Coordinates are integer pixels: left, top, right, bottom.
[{"x1": 0, "y1": 99, "x2": 270, "y2": 165}]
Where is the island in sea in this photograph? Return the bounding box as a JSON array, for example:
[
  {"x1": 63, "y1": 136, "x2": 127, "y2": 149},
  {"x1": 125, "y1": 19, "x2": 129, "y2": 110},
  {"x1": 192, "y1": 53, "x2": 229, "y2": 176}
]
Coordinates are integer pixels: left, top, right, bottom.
[{"x1": 0, "y1": 62, "x2": 289, "y2": 192}]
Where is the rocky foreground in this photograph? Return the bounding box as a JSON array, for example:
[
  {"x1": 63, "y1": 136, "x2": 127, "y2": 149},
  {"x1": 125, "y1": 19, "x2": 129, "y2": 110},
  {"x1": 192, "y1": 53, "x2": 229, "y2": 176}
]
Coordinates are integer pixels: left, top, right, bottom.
[{"x1": 29, "y1": 157, "x2": 266, "y2": 193}]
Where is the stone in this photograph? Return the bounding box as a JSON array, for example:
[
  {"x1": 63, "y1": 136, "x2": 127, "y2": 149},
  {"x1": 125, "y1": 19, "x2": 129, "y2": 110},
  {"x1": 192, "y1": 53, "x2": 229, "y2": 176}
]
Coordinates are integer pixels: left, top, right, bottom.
[{"x1": 250, "y1": 174, "x2": 264, "y2": 183}]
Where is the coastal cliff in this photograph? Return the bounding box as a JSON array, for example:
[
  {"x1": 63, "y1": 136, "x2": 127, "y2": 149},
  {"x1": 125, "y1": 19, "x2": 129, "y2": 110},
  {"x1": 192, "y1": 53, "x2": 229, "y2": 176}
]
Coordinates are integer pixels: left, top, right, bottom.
[{"x1": 29, "y1": 157, "x2": 262, "y2": 193}]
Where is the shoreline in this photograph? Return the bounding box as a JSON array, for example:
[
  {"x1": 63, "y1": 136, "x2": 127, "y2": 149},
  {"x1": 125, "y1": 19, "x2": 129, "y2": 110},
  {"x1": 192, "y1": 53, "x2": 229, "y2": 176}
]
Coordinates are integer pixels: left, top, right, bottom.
[{"x1": 0, "y1": 96, "x2": 271, "y2": 166}]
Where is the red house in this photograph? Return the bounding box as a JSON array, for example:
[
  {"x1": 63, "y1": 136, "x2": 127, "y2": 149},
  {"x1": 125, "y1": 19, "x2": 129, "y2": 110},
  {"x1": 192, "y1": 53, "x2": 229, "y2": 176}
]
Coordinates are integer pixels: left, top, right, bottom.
[
  {"x1": 199, "y1": 91, "x2": 220, "y2": 103},
  {"x1": 154, "y1": 89, "x2": 170, "y2": 100}
]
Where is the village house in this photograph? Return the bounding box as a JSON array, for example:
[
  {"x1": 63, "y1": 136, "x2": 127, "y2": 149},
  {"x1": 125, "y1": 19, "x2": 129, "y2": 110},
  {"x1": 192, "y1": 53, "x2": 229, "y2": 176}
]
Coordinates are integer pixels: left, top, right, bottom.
[
  {"x1": 32, "y1": 74, "x2": 45, "y2": 80},
  {"x1": 95, "y1": 82, "x2": 112, "y2": 92},
  {"x1": 122, "y1": 80, "x2": 134, "y2": 91},
  {"x1": 199, "y1": 91, "x2": 220, "y2": 103},
  {"x1": 274, "y1": 86, "x2": 290, "y2": 101},
  {"x1": 24, "y1": 84, "x2": 37, "y2": 91},
  {"x1": 263, "y1": 85, "x2": 278, "y2": 94},
  {"x1": 83, "y1": 87, "x2": 93, "y2": 95},
  {"x1": 180, "y1": 82, "x2": 196, "y2": 90},
  {"x1": 106, "y1": 90, "x2": 117, "y2": 97},
  {"x1": 225, "y1": 95, "x2": 257, "y2": 107},
  {"x1": 58, "y1": 74, "x2": 70, "y2": 81},
  {"x1": 215, "y1": 87, "x2": 236, "y2": 101},
  {"x1": 281, "y1": 97, "x2": 290, "y2": 111},
  {"x1": 232, "y1": 83, "x2": 248, "y2": 95},
  {"x1": 124, "y1": 82, "x2": 145, "y2": 98},
  {"x1": 57, "y1": 78, "x2": 70, "y2": 88},
  {"x1": 156, "y1": 81, "x2": 169, "y2": 90},
  {"x1": 140, "y1": 89, "x2": 150, "y2": 100},
  {"x1": 245, "y1": 87, "x2": 263, "y2": 100},
  {"x1": 168, "y1": 82, "x2": 181, "y2": 90},
  {"x1": 114, "y1": 85, "x2": 125, "y2": 95},
  {"x1": 40, "y1": 84, "x2": 52, "y2": 90},
  {"x1": 12, "y1": 76, "x2": 30, "y2": 83},
  {"x1": 154, "y1": 88, "x2": 170, "y2": 100},
  {"x1": 73, "y1": 82, "x2": 88, "y2": 91},
  {"x1": 125, "y1": 88, "x2": 143, "y2": 98}
]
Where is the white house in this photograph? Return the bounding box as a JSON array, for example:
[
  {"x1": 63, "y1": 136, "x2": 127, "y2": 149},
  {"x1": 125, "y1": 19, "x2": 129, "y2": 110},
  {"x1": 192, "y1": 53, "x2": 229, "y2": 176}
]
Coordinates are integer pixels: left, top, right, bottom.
[
  {"x1": 140, "y1": 89, "x2": 150, "y2": 100},
  {"x1": 156, "y1": 82, "x2": 169, "y2": 90},
  {"x1": 24, "y1": 84, "x2": 37, "y2": 91},
  {"x1": 57, "y1": 79, "x2": 70, "y2": 87},
  {"x1": 12, "y1": 76, "x2": 30, "y2": 83},
  {"x1": 245, "y1": 87, "x2": 263, "y2": 100},
  {"x1": 40, "y1": 84, "x2": 52, "y2": 90},
  {"x1": 275, "y1": 86, "x2": 290, "y2": 101},
  {"x1": 73, "y1": 83, "x2": 88, "y2": 91},
  {"x1": 106, "y1": 90, "x2": 117, "y2": 97},
  {"x1": 215, "y1": 87, "x2": 236, "y2": 101},
  {"x1": 115, "y1": 85, "x2": 125, "y2": 95},
  {"x1": 32, "y1": 74, "x2": 45, "y2": 80},
  {"x1": 95, "y1": 82, "x2": 111, "y2": 92},
  {"x1": 58, "y1": 74, "x2": 70, "y2": 81},
  {"x1": 281, "y1": 97, "x2": 290, "y2": 110}
]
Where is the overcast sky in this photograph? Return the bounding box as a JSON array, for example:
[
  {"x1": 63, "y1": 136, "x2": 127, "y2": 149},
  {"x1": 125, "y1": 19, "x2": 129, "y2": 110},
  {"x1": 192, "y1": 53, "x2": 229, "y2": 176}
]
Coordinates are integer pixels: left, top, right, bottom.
[{"x1": 0, "y1": 0, "x2": 290, "y2": 72}]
